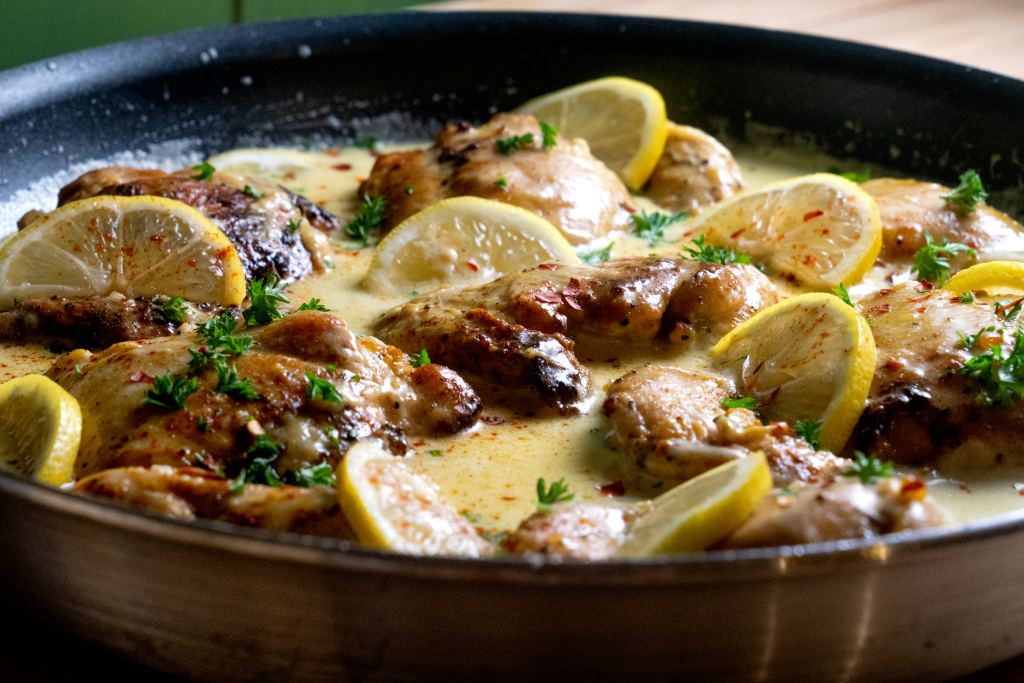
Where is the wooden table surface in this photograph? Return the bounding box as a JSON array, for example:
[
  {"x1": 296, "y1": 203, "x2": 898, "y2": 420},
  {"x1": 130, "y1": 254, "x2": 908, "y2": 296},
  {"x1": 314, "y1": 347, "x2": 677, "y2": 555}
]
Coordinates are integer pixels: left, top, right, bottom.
[
  {"x1": 427, "y1": 0, "x2": 1024, "y2": 80},
  {"x1": 10, "y1": 2, "x2": 1024, "y2": 681}
]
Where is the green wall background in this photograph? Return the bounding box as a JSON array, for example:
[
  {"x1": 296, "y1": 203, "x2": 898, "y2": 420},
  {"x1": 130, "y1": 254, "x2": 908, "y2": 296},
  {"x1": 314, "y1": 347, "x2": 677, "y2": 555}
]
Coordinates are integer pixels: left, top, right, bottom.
[{"x1": 1, "y1": 1, "x2": 426, "y2": 71}]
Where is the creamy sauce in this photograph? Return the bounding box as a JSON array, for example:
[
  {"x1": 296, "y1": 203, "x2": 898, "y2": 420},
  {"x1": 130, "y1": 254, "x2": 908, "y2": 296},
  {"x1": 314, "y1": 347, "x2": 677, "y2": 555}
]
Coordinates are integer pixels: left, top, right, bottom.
[{"x1": 3, "y1": 142, "x2": 1023, "y2": 534}]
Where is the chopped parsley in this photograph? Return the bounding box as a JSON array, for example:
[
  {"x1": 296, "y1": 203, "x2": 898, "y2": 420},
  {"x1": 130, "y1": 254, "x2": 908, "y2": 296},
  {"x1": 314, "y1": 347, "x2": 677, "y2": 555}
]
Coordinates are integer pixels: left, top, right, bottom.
[
  {"x1": 959, "y1": 291, "x2": 975, "y2": 304},
  {"x1": 193, "y1": 314, "x2": 252, "y2": 362},
  {"x1": 794, "y1": 418, "x2": 823, "y2": 449},
  {"x1": 682, "y1": 233, "x2": 751, "y2": 265},
  {"x1": 496, "y1": 133, "x2": 534, "y2": 155},
  {"x1": 160, "y1": 295, "x2": 188, "y2": 325},
  {"x1": 632, "y1": 210, "x2": 686, "y2": 246},
  {"x1": 230, "y1": 435, "x2": 283, "y2": 492},
  {"x1": 324, "y1": 364, "x2": 337, "y2": 374},
  {"x1": 244, "y1": 276, "x2": 289, "y2": 326},
  {"x1": 778, "y1": 485, "x2": 799, "y2": 497},
  {"x1": 721, "y1": 396, "x2": 757, "y2": 411},
  {"x1": 190, "y1": 162, "x2": 215, "y2": 181},
  {"x1": 831, "y1": 283, "x2": 853, "y2": 307},
  {"x1": 345, "y1": 193, "x2": 387, "y2": 244},
  {"x1": 143, "y1": 374, "x2": 199, "y2": 410},
  {"x1": 287, "y1": 218, "x2": 302, "y2": 234},
  {"x1": 355, "y1": 136, "x2": 377, "y2": 150},
  {"x1": 941, "y1": 169, "x2": 988, "y2": 215},
  {"x1": 196, "y1": 416, "x2": 208, "y2": 433},
  {"x1": 579, "y1": 242, "x2": 614, "y2": 265},
  {"x1": 826, "y1": 166, "x2": 870, "y2": 183},
  {"x1": 958, "y1": 325, "x2": 998, "y2": 352},
  {"x1": 539, "y1": 120, "x2": 558, "y2": 149},
  {"x1": 536, "y1": 477, "x2": 574, "y2": 512},
  {"x1": 995, "y1": 297, "x2": 1024, "y2": 322},
  {"x1": 214, "y1": 362, "x2": 258, "y2": 400},
  {"x1": 306, "y1": 372, "x2": 342, "y2": 403},
  {"x1": 495, "y1": 176, "x2": 509, "y2": 190},
  {"x1": 242, "y1": 184, "x2": 265, "y2": 200},
  {"x1": 842, "y1": 451, "x2": 895, "y2": 484},
  {"x1": 410, "y1": 348, "x2": 431, "y2": 368},
  {"x1": 297, "y1": 297, "x2": 329, "y2": 312},
  {"x1": 960, "y1": 328, "x2": 1024, "y2": 406},
  {"x1": 910, "y1": 235, "x2": 975, "y2": 286},
  {"x1": 284, "y1": 461, "x2": 336, "y2": 488},
  {"x1": 428, "y1": 449, "x2": 444, "y2": 458}
]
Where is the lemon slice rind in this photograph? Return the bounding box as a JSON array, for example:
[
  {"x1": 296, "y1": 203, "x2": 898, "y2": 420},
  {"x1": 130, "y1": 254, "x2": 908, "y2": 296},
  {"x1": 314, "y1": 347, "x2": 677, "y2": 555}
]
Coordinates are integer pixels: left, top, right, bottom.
[
  {"x1": 943, "y1": 260, "x2": 1024, "y2": 295},
  {"x1": 0, "y1": 374, "x2": 82, "y2": 486}
]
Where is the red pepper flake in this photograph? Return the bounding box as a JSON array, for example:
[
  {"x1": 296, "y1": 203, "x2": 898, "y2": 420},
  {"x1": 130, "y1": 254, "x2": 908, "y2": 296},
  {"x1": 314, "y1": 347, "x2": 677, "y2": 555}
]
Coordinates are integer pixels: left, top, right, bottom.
[
  {"x1": 598, "y1": 480, "x2": 626, "y2": 497},
  {"x1": 537, "y1": 262, "x2": 559, "y2": 271},
  {"x1": 869, "y1": 303, "x2": 891, "y2": 315},
  {"x1": 802, "y1": 254, "x2": 816, "y2": 266},
  {"x1": 129, "y1": 371, "x2": 152, "y2": 383},
  {"x1": 883, "y1": 358, "x2": 904, "y2": 371},
  {"x1": 332, "y1": 163, "x2": 352, "y2": 171},
  {"x1": 534, "y1": 289, "x2": 562, "y2": 304},
  {"x1": 324, "y1": 148, "x2": 341, "y2": 157},
  {"x1": 916, "y1": 279, "x2": 934, "y2": 292},
  {"x1": 466, "y1": 259, "x2": 479, "y2": 272},
  {"x1": 878, "y1": 288, "x2": 894, "y2": 296},
  {"x1": 900, "y1": 478, "x2": 927, "y2": 500},
  {"x1": 619, "y1": 202, "x2": 636, "y2": 214},
  {"x1": 730, "y1": 227, "x2": 746, "y2": 239},
  {"x1": 563, "y1": 277, "x2": 583, "y2": 310},
  {"x1": 480, "y1": 414, "x2": 506, "y2": 425},
  {"x1": 803, "y1": 209, "x2": 824, "y2": 222},
  {"x1": 149, "y1": 234, "x2": 163, "y2": 243}
]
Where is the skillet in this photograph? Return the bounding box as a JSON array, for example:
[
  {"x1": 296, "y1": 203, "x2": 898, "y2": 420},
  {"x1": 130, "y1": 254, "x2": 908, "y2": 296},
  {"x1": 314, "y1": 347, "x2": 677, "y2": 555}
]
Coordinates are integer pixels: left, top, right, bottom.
[{"x1": 3, "y1": 12, "x2": 1024, "y2": 682}]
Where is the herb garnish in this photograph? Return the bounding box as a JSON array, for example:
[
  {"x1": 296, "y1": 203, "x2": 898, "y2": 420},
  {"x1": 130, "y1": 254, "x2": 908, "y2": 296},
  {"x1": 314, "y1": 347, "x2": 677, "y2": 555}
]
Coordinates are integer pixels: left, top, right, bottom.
[
  {"x1": 215, "y1": 363, "x2": 258, "y2": 400},
  {"x1": 230, "y1": 435, "x2": 283, "y2": 493},
  {"x1": 579, "y1": 242, "x2": 614, "y2": 265},
  {"x1": 287, "y1": 218, "x2": 302, "y2": 234},
  {"x1": 832, "y1": 283, "x2": 853, "y2": 307},
  {"x1": 842, "y1": 451, "x2": 895, "y2": 484},
  {"x1": 958, "y1": 325, "x2": 998, "y2": 352},
  {"x1": 682, "y1": 233, "x2": 751, "y2": 265},
  {"x1": 144, "y1": 374, "x2": 199, "y2": 410},
  {"x1": 160, "y1": 296, "x2": 188, "y2": 325},
  {"x1": 632, "y1": 210, "x2": 686, "y2": 246},
  {"x1": 284, "y1": 461, "x2": 336, "y2": 488},
  {"x1": 794, "y1": 418, "x2": 823, "y2": 449},
  {"x1": 306, "y1": 372, "x2": 342, "y2": 403},
  {"x1": 428, "y1": 449, "x2": 444, "y2": 458},
  {"x1": 191, "y1": 162, "x2": 215, "y2": 181},
  {"x1": 959, "y1": 291, "x2": 975, "y2": 304},
  {"x1": 495, "y1": 176, "x2": 509, "y2": 190},
  {"x1": 721, "y1": 396, "x2": 757, "y2": 411},
  {"x1": 345, "y1": 193, "x2": 387, "y2": 244},
  {"x1": 960, "y1": 328, "x2": 1024, "y2": 406},
  {"x1": 355, "y1": 136, "x2": 377, "y2": 150},
  {"x1": 941, "y1": 169, "x2": 988, "y2": 215},
  {"x1": 910, "y1": 235, "x2": 975, "y2": 286},
  {"x1": 297, "y1": 298, "x2": 329, "y2": 312},
  {"x1": 826, "y1": 166, "x2": 870, "y2": 183},
  {"x1": 242, "y1": 184, "x2": 265, "y2": 200},
  {"x1": 244, "y1": 276, "x2": 289, "y2": 326},
  {"x1": 496, "y1": 133, "x2": 534, "y2": 155},
  {"x1": 539, "y1": 121, "x2": 558, "y2": 149},
  {"x1": 196, "y1": 416, "x2": 208, "y2": 433},
  {"x1": 995, "y1": 297, "x2": 1024, "y2": 322},
  {"x1": 410, "y1": 348, "x2": 431, "y2": 368},
  {"x1": 536, "y1": 477, "x2": 574, "y2": 511}
]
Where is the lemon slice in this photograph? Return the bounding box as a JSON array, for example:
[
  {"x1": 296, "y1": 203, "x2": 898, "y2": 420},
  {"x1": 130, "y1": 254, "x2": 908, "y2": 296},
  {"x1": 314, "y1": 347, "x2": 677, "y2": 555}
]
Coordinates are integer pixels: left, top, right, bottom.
[
  {"x1": 0, "y1": 374, "x2": 82, "y2": 486},
  {"x1": 362, "y1": 196, "x2": 578, "y2": 295},
  {"x1": 338, "y1": 441, "x2": 492, "y2": 557},
  {"x1": 207, "y1": 147, "x2": 324, "y2": 181},
  {"x1": 944, "y1": 260, "x2": 1024, "y2": 296},
  {"x1": 516, "y1": 76, "x2": 668, "y2": 190},
  {"x1": 687, "y1": 173, "x2": 883, "y2": 289},
  {"x1": 710, "y1": 292, "x2": 876, "y2": 453},
  {"x1": 0, "y1": 196, "x2": 246, "y2": 309},
  {"x1": 618, "y1": 452, "x2": 771, "y2": 556}
]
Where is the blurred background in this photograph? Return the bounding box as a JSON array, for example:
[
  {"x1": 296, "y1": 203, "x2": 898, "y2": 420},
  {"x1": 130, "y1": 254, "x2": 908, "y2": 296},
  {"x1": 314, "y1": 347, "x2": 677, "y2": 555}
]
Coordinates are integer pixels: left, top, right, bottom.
[{"x1": 3, "y1": 0, "x2": 1023, "y2": 79}]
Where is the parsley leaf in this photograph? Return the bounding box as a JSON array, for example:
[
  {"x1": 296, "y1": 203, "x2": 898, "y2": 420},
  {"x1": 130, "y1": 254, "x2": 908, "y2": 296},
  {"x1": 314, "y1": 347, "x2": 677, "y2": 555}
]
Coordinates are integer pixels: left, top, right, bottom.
[
  {"x1": 191, "y1": 162, "x2": 215, "y2": 181},
  {"x1": 410, "y1": 348, "x2": 431, "y2": 368},
  {"x1": 160, "y1": 295, "x2": 189, "y2": 325},
  {"x1": 632, "y1": 210, "x2": 686, "y2": 246},
  {"x1": 832, "y1": 283, "x2": 853, "y2": 307},
  {"x1": 941, "y1": 169, "x2": 988, "y2": 215},
  {"x1": 995, "y1": 297, "x2": 1024, "y2": 322},
  {"x1": 242, "y1": 184, "x2": 265, "y2": 200},
  {"x1": 297, "y1": 298, "x2": 329, "y2": 312},
  {"x1": 794, "y1": 418, "x2": 823, "y2": 449},
  {"x1": 345, "y1": 193, "x2": 387, "y2": 244},
  {"x1": 214, "y1": 362, "x2": 258, "y2": 400},
  {"x1": 496, "y1": 133, "x2": 534, "y2": 155},
  {"x1": 959, "y1": 291, "x2": 975, "y2": 304},
  {"x1": 826, "y1": 166, "x2": 870, "y2": 183},
  {"x1": 960, "y1": 328, "x2": 1024, "y2": 406},
  {"x1": 539, "y1": 121, "x2": 558, "y2": 149},
  {"x1": 579, "y1": 242, "x2": 614, "y2": 265},
  {"x1": 910, "y1": 235, "x2": 976, "y2": 286},
  {"x1": 143, "y1": 374, "x2": 199, "y2": 410},
  {"x1": 355, "y1": 136, "x2": 377, "y2": 150},
  {"x1": 682, "y1": 233, "x2": 751, "y2": 265},
  {"x1": 287, "y1": 218, "x2": 302, "y2": 234},
  {"x1": 495, "y1": 176, "x2": 509, "y2": 190},
  {"x1": 284, "y1": 461, "x2": 336, "y2": 488},
  {"x1": 428, "y1": 449, "x2": 444, "y2": 458},
  {"x1": 244, "y1": 276, "x2": 289, "y2": 326},
  {"x1": 721, "y1": 396, "x2": 757, "y2": 410},
  {"x1": 306, "y1": 372, "x2": 342, "y2": 403},
  {"x1": 842, "y1": 451, "x2": 895, "y2": 484},
  {"x1": 230, "y1": 435, "x2": 283, "y2": 492},
  {"x1": 536, "y1": 477, "x2": 574, "y2": 512}
]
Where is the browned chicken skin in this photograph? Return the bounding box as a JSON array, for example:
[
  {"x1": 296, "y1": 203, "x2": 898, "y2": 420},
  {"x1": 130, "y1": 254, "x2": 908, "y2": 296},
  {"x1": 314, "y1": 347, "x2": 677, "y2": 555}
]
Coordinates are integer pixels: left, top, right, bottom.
[
  {"x1": 503, "y1": 501, "x2": 652, "y2": 560},
  {"x1": 360, "y1": 113, "x2": 632, "y2": 243},
  {"x1": 852, "y1": 281, "x2": 1024, "y2": 465},
  {"x1": 603, "y1": 365, "x2": 846, "y2": 483},
  {"x1": 374, "y1": 258, "x2": 777, "y2": 411},
  {"x1": 48, "y1": 311, "x2": 481, "y2": 479},
  {"x1": 644, "y1": 125, "x2": 743, "y2": 214},
  {"x1": 75, "y1": 465, "x2": 353, "y2": 537}
]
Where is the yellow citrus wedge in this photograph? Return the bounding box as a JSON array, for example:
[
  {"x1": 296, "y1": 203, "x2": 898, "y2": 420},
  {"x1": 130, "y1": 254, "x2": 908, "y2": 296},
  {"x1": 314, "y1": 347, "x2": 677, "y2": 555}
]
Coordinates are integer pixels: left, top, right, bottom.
[
  {"x1": 944, "y1": 260, "x2": 1024, "y2": 296},
  {"x1": 362, "y1": 196, "x2": 578, "y2": 295},
  {"x1": 617, "y1": 452, "x2": 771, "y2": 556},
  {"x1": 686, "y1": 173, "x2": 883, "y2": 289},
  {"x1": 516, "y1": 76, "x2": 668, "y2": 190},
  {"x1": 0, "y1": 196, "x2": 246, "y2": 309},
  {"x1": 0, "y1": 374, "x2": 82, "y2": 486},
  {"x1": 338, "y1": 441, "x2": 492, "y2": 557},
  {"x1": 207, "y1": 147, "x2": 325, "y2": 181},
  {"x1": 710, "y1": 292, "x2": 876, "y2": 453}
]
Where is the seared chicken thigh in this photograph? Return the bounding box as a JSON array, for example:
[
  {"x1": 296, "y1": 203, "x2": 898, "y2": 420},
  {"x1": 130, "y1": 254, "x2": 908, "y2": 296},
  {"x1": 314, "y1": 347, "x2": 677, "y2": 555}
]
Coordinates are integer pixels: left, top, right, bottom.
[
  {"x1": 360, "y1": 113, "x2": 632, "y2": 243},
  {"x1": 503, "y1": 501, "x2": 652, "y2": 560},
  {"x1": 644, "y1": 125, "x2": 743, "y2": 214},
  {"x1": 375, "y1": 258, "x2": 777, "y2": 411},
  {"x1": 48, "y1": 311, "x2": 481, "y2": 479}
]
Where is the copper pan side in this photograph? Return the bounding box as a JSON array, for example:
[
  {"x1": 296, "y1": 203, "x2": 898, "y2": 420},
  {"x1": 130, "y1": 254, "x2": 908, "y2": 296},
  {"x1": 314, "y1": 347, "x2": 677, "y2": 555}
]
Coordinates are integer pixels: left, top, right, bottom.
[{"x1": 3, "y1": 12, "x2": 1024, "y2": 681}]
